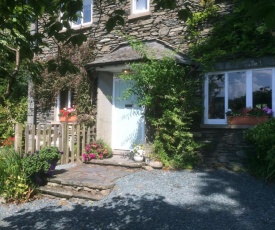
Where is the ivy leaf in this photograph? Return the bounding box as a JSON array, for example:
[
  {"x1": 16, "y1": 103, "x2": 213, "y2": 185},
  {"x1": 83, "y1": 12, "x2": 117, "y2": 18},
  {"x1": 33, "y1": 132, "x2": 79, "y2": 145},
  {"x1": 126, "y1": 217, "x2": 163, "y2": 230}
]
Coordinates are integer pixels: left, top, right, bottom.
[
  {"x1": 178, "y1": 8, "x2": 193, "y2": 21},
  {"x1": 65, "y1": 33, "x2": 87, "y2": 46},
  {"x1": 113, "y1": 9, "x2": 125, "y2": 16},
  {"x1": 47, "y1": 60, "x2": 58, "y2": 73},
  {"x1": 265, "y1": 10, "x2": 275, "y2": 29},
  {"x1": 153, "y1": 0, "x2": 177, "y2": 10},
  {"x1": 106, "y1": 15, "x2": 125, "y2": 33},
  {"x1": 58, "y1": 58, "x2": 79, "y2": 75}
]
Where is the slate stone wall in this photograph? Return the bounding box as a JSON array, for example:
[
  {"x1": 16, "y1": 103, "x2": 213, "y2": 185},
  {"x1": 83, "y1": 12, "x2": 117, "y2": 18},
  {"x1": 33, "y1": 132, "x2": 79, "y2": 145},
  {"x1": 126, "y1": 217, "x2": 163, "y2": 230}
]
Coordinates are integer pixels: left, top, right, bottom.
[{"x1": 195, "y1": 128, "x2": 251, "y2": 171}]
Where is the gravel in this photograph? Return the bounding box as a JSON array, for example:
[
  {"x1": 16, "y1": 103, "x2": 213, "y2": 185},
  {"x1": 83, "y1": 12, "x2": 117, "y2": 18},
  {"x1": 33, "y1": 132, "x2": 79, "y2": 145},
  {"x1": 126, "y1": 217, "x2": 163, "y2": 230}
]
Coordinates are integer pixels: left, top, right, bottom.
[{"x1": 1, "y1": 168, "x2": 275, "y2": 230}]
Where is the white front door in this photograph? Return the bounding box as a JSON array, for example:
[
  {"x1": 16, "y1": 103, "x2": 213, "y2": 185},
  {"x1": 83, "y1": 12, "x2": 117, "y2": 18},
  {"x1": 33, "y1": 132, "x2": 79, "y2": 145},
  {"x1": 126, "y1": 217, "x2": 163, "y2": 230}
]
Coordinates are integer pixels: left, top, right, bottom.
[{"x1": 112, "y1": 78, "x2": 145, "y2": 150}]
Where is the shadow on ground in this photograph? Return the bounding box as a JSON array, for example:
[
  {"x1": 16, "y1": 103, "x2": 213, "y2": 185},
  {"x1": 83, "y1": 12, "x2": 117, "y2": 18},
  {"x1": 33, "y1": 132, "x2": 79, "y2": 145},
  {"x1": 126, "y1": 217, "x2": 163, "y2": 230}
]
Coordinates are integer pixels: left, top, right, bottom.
[{"x1": 1, "y1": 169, "x2": 275, "y2": 230}]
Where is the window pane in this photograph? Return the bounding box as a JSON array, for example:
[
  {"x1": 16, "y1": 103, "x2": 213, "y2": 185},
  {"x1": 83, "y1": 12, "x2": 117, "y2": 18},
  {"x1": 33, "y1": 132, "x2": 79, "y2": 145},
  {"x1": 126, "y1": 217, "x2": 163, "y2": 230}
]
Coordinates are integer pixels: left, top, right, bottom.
[
  {"x1": 136, "y1": 0, "x2": 147, "y2": 11},
  {"x1": 252, "y1": 69, "x2": 272, "y2": 109},
  {"x1": 74, "y1": 11, "x2": 82, "y2": 25},
  {"x1": 228, "y1": 72, "x2": 246, "y2": 112},
  {"x1": 60, "y1": 89, "x2": 69, "y2": 109},
  {"x1": 208, "y1": 74, "x2": 225, "y2": 119},
  {"x1": 71, "y1": 90, "x2": 76, "y2": 107},
  {"x1": 83, "y1": 0, "x2": 92, "y2": 23}
]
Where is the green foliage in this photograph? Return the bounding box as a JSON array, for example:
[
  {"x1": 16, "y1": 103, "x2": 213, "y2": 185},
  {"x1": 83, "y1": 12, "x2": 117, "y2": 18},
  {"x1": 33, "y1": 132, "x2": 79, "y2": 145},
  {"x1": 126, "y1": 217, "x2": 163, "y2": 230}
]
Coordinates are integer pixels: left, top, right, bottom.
[
  {"x1": 34, "y1": 40, "x2": 96, "y2": 126},
  {"x1": 20, "y1": 147, "x2": 62, "y2": 188},
  {"x1": 37, "y1": 146, "x2": 62, "y2": 162},
  {"x1": 244, "y1": 118, "x2": 275, "y2": 180},
  {"x1": 121, "y1": 43, "x2": 201, "y2": 169},
  {"x1": 0, "y1": 97, "x2": 27, "y2": 143},
  {"x1": 188, "y1": 0, "x2": 275, "y2": 72},
  {"x1": 0, "y1": 147, "x2": 34, "y2": 203},
  {"x1": 244, "y1": 0, "x2": 275, "y2": 29},
  {"x1": 21, "y1": 154, "x2": 50, "y2": 179},
  {"x1": 3, "y1": 174, "x2": 32, "y2": 203}
]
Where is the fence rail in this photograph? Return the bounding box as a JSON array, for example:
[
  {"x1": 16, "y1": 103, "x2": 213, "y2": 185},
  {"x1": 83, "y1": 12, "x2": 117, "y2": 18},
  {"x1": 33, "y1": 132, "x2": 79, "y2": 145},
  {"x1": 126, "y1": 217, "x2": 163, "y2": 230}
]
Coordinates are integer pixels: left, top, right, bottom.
[{"x1": 14, "y1": 123, "x2": 96, "y2": 164}]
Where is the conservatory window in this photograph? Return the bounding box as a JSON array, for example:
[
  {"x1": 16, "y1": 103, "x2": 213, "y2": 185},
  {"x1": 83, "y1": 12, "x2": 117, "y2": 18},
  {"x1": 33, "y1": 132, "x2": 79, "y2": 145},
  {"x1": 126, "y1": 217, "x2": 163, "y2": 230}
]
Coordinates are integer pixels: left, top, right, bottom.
[
  {"x1": 204, "y1": 68, "x2": 274, "y2": 125},
  {"x1": 71, "y1": 0, "x2": 93, "y2": 27},
  {"x1": 252, "y1": 70, "x2": 272, "y2": 109},
  {"x1": 208, "y1": 74, "x2": 225, "y2": 120}
]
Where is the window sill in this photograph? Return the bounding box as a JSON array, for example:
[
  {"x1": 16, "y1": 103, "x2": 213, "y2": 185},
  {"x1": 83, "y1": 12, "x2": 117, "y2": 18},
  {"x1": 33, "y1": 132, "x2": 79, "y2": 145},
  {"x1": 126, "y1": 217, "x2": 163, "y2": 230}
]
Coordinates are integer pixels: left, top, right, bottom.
[
  {"x1": 71, "y1": 22, "x2": 93, "y2": 30},
  {"x1": 128, "y1": 11, "x2": 151, "y2": 20},
  {"x1": 200, "y1": 124, "x2": 253, "y2": 129},
  {"x1": 61, "y1": 22, "x2": 93, "y2": 32}
]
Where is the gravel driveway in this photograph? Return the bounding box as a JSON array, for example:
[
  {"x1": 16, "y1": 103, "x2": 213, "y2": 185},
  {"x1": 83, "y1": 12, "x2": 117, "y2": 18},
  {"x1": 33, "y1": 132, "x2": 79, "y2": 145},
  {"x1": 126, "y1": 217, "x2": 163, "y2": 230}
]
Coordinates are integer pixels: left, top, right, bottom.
[{"x1": 1, "y1": 169, "x2": 275, "y2": 230}]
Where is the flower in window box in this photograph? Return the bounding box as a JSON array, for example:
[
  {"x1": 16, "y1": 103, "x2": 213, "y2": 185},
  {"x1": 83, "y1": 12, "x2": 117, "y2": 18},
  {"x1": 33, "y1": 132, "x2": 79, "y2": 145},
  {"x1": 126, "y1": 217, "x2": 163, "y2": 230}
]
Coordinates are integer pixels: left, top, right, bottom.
[
  {"x1": 226, "y1": 107, "x2": 272, "y2": 125},
  {"x1": 226, "y1": 107, "x2": 272, "y2": 117},
  {"x1": 59, "y1": 107, "x2": 76, "y2": 117}
]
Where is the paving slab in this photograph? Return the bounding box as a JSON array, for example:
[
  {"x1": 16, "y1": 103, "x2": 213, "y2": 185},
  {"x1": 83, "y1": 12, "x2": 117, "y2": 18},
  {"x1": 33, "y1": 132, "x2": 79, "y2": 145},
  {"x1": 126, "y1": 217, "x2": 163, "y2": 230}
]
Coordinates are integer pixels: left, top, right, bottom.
[{"x1": 48, "y1": 163, "x2": 139, "y2": 189}]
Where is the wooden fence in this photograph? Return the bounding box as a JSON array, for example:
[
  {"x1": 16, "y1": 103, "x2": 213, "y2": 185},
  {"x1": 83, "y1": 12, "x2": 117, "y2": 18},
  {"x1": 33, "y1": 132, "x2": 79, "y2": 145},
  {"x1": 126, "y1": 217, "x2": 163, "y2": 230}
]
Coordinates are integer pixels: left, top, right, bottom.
[{"x1": 14, "y1": 123, "x2": 96, "y2": 164}]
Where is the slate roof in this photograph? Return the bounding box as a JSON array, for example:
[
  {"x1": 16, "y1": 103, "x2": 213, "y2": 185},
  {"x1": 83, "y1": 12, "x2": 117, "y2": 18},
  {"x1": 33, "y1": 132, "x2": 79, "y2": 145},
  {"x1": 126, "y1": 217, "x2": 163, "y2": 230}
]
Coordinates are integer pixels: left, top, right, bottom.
[{"x1": 85, "y1": 40, "x2": 191, "y2": 68}]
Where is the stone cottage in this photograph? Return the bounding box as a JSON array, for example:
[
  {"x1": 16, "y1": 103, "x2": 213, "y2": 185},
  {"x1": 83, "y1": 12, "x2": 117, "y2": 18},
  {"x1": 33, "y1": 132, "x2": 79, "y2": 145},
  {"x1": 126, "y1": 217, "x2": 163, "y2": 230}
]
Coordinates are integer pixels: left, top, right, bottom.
[{"x1": 28, "y1": 0, "x2": 275, "y2": 167}]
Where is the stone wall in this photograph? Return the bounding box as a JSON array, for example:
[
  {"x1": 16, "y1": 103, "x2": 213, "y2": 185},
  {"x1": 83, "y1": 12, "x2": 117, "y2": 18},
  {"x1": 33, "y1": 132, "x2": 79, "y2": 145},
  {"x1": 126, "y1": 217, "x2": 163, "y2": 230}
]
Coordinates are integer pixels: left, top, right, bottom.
[{"x1": 195, "y1": 128, "x2": 251, "y2": 171}]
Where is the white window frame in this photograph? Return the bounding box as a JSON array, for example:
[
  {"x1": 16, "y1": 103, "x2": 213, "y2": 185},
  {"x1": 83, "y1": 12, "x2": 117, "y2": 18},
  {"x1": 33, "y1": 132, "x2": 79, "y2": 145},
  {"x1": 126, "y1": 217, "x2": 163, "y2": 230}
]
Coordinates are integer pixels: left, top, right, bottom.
[
  {"x1": 132, "y1": 0, "x2": 150, "y2": 14},
  {"x1": 71, "y1": 0, "x2": 93, "y2": 28},
  {"x1": 56, "y1": 90, "x2": 73, "y2": 121},
  {"x1": 204, "y1": 68, "x2": 275, "y2": 125}
]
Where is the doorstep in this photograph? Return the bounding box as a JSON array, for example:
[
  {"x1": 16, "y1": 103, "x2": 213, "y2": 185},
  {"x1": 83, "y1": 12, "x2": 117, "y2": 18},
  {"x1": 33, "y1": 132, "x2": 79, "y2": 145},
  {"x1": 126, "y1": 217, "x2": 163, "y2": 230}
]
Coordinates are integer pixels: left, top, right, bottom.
[{"x1": 84, "y1": 154, "x2": 146, "y2": 168}]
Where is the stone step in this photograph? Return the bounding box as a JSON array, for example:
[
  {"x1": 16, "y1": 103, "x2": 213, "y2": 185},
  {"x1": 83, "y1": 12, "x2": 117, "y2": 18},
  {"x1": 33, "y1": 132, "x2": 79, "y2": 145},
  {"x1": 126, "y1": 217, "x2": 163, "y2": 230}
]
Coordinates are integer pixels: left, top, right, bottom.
[
  {"x1": 85, "y1": 155, "x2": 146, "y2": 168},
  {"x1": 112, "y1": 149, "x2": 131, "y2": 156},
  {"x1": 38, "y1": 181, "x2": 113, "y2": 201}
]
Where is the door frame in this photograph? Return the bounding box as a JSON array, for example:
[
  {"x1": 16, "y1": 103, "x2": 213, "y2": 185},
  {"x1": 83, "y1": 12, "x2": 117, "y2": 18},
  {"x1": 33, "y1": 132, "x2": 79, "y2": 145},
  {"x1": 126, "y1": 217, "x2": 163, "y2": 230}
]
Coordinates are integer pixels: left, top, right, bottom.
[{"x1": 111, "y1": 75, "x2": 145, "y2": 150}]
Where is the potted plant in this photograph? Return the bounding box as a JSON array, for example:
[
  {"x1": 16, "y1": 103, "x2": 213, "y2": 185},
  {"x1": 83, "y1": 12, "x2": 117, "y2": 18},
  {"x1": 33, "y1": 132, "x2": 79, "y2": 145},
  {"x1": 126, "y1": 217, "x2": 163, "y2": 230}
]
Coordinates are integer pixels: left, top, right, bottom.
[
  {"x1": 59, "y1": 107, "x2": 77, "y2": 122},
  {"x1": 131, "y1": 144, "x2": 145, "y2": 162},
  {"x1": 21, "y1": 147, "x2": 62, "y2": 184},
  {"x1": 226, "y1": 107, "x2": 272, "y2": 125}
]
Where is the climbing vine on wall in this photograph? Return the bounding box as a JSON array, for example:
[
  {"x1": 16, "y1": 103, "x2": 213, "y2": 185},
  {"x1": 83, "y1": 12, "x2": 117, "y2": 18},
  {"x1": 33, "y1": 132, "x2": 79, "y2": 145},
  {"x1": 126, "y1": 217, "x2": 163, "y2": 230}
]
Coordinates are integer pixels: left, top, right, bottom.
[
  {"x1": 34, "y1": 39, "x2": 97, "y2": 125},
  {"x1": 186, "y1": 0, "x2": 275, "y2": 72}
]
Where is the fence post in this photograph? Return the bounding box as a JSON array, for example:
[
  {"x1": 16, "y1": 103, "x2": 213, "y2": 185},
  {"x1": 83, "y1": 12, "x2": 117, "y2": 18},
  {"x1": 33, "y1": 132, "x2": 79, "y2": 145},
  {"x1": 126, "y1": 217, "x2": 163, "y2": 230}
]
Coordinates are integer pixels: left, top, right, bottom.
[
  {"x1": 61, "y1": 123, "x2": 68, "y2": 164},
  {"x1": 14, "y1": 123, "x2": 23, "y2": 154}
]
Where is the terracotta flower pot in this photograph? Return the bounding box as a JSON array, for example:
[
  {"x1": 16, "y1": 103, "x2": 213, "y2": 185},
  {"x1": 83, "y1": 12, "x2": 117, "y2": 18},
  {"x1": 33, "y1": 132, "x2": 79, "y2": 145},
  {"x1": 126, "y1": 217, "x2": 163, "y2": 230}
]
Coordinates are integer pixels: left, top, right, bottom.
[
  {"x1": 59, "y1": 115, "x2": 77, "y2": 122},
  {"x1": 227, "y1": 116, "x2": 269, "y2": 125}
]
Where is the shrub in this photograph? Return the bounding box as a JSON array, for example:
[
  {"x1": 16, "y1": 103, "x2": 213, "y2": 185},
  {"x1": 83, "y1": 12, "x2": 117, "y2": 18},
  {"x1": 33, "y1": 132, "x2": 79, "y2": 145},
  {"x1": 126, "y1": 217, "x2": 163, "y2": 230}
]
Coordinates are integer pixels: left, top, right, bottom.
[
  {"x1": 82, "y1": 139, "x2": 112, "y2": 161},
  {"x1": 0, "y1": 148, "x2": 34, "y2": 203},
  {"x1": 121, "y1": 42, "x2": 202, "y2": 169},
  {"x1": 21, "y1": 154, "x2": 50, "y2": 182},
  {"x1": 0, "y1": 98, "x2": 27, "y2": 144},
  {"x1": 38, "y1": 146, "x2": 62, "y2": 162},
  {"x1": 244, "y1": 118, "x2": 275, "y2": 180},
  {"x1": 21, "y1": 147, "x2": 62, "y2": 183}
]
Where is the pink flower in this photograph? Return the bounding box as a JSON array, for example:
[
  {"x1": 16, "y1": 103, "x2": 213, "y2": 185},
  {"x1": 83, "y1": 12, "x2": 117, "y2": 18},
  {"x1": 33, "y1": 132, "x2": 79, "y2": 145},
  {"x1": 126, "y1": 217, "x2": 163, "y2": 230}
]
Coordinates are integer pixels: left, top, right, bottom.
[
  {"x1": 99, "y1": 154, "x2": 103, "y2": 159},
  {"x1": 86, "y1": 147, "x2": 91, "y2": 152},
  {"x1": 91, "y1": 144, "x2": 97, "y2": 148},
  {"x1": 82, "y1": 154, "x2": 88, "y2": 161},
  {"x1": 89, "y1": 154, "x2": 96, "y2": 159}
]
